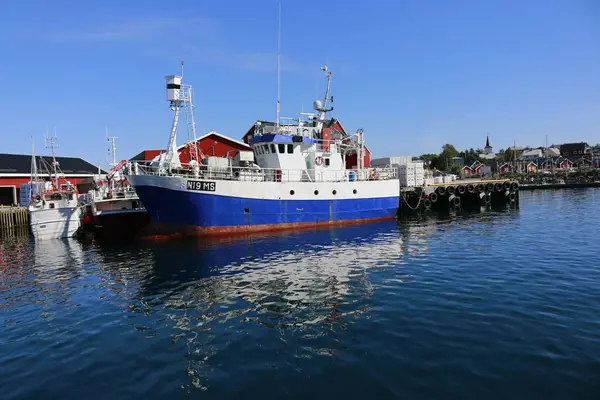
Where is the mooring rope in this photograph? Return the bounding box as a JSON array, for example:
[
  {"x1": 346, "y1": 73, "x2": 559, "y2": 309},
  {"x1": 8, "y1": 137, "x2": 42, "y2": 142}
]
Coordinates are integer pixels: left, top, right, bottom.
[{"x1": 400, "y1": 189, "x2": 423, "y2": 211}]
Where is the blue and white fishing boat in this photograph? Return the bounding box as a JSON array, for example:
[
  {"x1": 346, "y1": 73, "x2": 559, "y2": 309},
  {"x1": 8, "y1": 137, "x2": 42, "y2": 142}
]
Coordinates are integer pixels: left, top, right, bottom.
[{"x1": 126, "y1": 66, "x2": 399, "y2": 237}]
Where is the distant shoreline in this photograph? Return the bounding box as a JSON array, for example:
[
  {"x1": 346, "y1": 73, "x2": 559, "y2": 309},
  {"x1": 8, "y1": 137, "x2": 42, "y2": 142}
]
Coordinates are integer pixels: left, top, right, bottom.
[{"x1": 520, "y1": 182, "x2": 600, "y2": 190}]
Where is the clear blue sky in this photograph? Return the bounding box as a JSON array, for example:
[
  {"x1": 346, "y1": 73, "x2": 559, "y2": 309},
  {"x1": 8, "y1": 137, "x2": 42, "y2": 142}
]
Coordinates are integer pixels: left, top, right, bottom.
[{"x1": 1, "y1": 0, "x2": 598, "y2": 168}]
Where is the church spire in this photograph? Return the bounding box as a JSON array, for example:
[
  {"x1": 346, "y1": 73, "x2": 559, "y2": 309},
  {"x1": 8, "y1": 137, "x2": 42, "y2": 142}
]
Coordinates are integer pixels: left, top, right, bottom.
[{"x1": 485, "y1": 135, "x2": 491, "y2": 148}]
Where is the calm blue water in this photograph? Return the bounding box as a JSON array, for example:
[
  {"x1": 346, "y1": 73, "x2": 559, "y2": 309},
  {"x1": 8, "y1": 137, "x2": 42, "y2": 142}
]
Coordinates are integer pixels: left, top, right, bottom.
[{"x1": 1, "y1": 189, "x2": 600, "y2": 399}]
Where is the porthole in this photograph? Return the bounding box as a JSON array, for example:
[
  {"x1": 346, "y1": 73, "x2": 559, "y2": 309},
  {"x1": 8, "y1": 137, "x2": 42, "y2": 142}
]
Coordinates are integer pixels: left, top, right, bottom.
[
  {"x1": 290, "y1": 190, "x2": 295, "y2": 195},
  {"x1": 332, "y1": 190, "x2": 337, "y2": 195},
  {"x1": 314, "y1": 190, "x2": 319, "y2": 195},
  {"x1": 353, "y1": 189, "x2": 357, "y2": 194}
]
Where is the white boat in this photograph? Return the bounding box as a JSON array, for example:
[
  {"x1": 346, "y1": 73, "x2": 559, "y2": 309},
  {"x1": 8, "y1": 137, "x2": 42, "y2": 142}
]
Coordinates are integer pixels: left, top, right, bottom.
[
  {"x1": 126, "y1": 66, "x2": 400, "y2": 237},
  {"x1": 28, "y1": 135, "x2": 82, "y2": 240},
  {"x1": 79, "y1": 137, "x2": 149, "y2": 238}
]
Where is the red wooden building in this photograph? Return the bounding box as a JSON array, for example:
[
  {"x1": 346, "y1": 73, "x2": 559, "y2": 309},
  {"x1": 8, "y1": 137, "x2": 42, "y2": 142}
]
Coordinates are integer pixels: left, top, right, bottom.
[
  {"x1": 526, "y1": 162, "x2": 537, "y2": 173},
  {"x1": 498, "y1": 163, "x2": 513, "y2": 174},
  {"x1": 558, "y1": 159, "x2": 573, "y2": 169},
  {"x1": 540, "y1": 160, "x2": 554, "y2": 170},
  {"x1": 471, "y1": 161, "x2": 483, "y2": 174},
  {"x1": 130, "y1": 131, "x2": 252, "y2": 163},
  {"x1": 577, "y1": 158, "x2": 593, "y2": 168},
  {"x1": 461, "y1": 165, "x2": 473, "y2": 176},
  {"x1": 242, "y1": 118, "x2": 371, "y2": 168},
  {"x1": 0, "y1": 153, "x2": 103, "y2": 206}
]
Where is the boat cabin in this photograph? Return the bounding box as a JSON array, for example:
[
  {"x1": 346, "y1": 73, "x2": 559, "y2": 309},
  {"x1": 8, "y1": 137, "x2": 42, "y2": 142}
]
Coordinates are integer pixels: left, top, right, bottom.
[
  {"x1": 251, "y1": 119, "x2": 347, "y2": 182},
  {"x1": 29, "y1": 182, "x2": 77, "y2": 210}
]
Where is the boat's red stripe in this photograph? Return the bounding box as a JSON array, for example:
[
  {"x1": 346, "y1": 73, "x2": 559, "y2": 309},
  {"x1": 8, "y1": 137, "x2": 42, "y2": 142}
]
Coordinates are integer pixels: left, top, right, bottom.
[{"x1": 138, "y1": 215, "x2": 396, "y2": 241}]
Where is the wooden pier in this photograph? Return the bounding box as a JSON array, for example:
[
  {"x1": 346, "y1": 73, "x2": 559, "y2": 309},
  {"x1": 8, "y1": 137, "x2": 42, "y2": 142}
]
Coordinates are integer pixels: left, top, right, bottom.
[
  {"x1": 399, "y1": 179, "x2": 520, "y2": 215},
  {"x1": 0, "y1": 207, "x2": 29, "y2": 231}
]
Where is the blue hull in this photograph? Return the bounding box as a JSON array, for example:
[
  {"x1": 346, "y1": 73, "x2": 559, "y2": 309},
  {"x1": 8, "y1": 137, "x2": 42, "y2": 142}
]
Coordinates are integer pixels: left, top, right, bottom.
[{"x1": 134, "y1": 185, "x2": 399, "y2": 236}]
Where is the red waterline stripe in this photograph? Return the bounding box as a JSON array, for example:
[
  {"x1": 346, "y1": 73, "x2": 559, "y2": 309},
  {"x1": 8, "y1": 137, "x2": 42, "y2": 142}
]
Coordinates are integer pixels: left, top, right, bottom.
[{"x1": 138, "y1": 215, "x2": 397, "y2": 241}]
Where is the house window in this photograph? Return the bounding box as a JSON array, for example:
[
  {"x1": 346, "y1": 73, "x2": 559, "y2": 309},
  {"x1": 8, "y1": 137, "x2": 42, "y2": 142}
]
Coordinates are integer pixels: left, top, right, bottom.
[
  {"x1": 325, "y1": 158, "x2": 330, "y2": 167},
  {"x1": 271, "y1": 144, "x2": 276, "y2": 153},
  {"x1": 278, "y1": 144, "x2": 285, "y2": 153},
  {"x1": 287, "y1": 144, "x2": 293, "y2": 154}
]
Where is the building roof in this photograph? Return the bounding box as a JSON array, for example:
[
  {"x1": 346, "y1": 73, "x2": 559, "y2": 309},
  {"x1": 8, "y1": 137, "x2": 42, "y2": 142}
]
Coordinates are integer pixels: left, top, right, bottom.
[
  {"x1": 0, "y1": 153, "x2": 104, "y2": 175},
  {"x1": 560, "y1": 142, "x2": 589, "y2": 153},
  {"x1": 129, "y1": 131, "x2": 250, "y2": 161},
  {"x1": 546, "y1": 147, "x2": 561, "y2": 157},
  {"x1": 195, "y1": 131, "x2": 250, "y2": 149},
  {"x1": 521, "y1": 149, "x2": 543, "y2": 158}
]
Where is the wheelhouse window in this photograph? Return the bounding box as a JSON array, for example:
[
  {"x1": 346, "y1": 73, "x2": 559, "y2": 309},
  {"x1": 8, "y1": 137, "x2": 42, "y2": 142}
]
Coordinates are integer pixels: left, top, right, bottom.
[
  {"x1": 264, "y1": 144, "x2": 270, "y2": 154},
  {"x1": 325, "y1": 158, "x2": 330, "y2": 166},
  {"x1": 287, "y1": 144, "x2": 293, "y2": 154},
  {"x1": 271, "y1": 144, "x2": 276, "y2": 153},
  {"x1": 278, "y1": 144, "x2": 285, "y2": 154}
]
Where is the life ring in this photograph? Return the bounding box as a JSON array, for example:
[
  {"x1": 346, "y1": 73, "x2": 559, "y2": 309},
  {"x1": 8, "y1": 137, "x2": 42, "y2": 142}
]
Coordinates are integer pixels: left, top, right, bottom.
[
  {"x1": 369, "y1": 169, "x2": 378, "y2": 180},
  {"x1": 315, "y1": 156, "x2": 324, "y2": 166}
]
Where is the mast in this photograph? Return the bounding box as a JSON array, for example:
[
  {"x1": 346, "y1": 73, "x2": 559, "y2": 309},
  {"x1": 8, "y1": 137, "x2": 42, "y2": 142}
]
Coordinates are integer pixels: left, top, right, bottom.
[
  {"x1": 545, "y1": 134, "x2": 548, "y2": 171},
  {"x1": 513, "y1": 139, "x2": 516, "y2": 171},
  {"x1": 30, "y1": 135, "x2": 38, "y2": 198},
  {"x1": 314, "y1": 66, "x2": 334, "y2": 122},
  {"x1": 106, "y1": 131, "x2": 119, "y2": 193},
  {"x1": 163, "y1": 62, "x2": 195, "y2": 171},
  {"x1": 45, "y1": 127, "x2": 60, "y2": 189},
  {"x1": 181, "y1": 60, "x2": 199, "y2": 163},
  {"x1": 320, "y1": 66, "x2": 333, "y2": 120},
  {"x1": 106, "y1": 128, "x2": 118, "y2": 168},
  {"x1": 276, "y1": 0, "x2": 281, "y2": 127}
]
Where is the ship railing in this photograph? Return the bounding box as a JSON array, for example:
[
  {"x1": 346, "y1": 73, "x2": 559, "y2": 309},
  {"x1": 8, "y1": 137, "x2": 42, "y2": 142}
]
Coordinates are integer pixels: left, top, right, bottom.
[{"x1": 130, "y1": 161, "x2": 398, "y2": 183}]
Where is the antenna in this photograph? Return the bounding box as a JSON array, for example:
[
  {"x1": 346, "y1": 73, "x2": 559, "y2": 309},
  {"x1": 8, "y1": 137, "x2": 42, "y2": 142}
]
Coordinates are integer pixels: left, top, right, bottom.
[
  {"x1": 276, "y1": 0, "x2": 282, "y2": 127},
  {"x1": 181, "y1": 60, "x2": 184, "y2": 79},
  {"x1": 314, "y1": 65, "x2": 334, "y2": 120}
]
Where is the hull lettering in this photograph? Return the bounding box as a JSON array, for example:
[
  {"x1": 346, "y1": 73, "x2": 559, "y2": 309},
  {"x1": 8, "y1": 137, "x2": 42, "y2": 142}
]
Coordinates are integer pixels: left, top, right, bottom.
[{"x1": 186, "y1": 180, "x2": 216, "y2": 192}]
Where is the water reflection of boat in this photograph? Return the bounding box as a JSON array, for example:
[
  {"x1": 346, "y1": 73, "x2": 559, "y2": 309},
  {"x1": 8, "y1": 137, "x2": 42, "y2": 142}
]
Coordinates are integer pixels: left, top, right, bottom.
[
  {"x1": 139, "y1": 220, "x2": 404, "y2": 311},
  {"x1": 32, "y1": 238, "x2": 85, "y2": 284}
]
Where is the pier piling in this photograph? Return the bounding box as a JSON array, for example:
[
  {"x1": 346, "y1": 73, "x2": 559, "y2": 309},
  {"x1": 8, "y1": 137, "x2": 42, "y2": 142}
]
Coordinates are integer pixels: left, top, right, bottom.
[
  {"x1": 399, "y1": 179, "x2": 519, "y2": 216},
  {"x1": 0, "y1": 207, "x2": 29, "y2": 232}
]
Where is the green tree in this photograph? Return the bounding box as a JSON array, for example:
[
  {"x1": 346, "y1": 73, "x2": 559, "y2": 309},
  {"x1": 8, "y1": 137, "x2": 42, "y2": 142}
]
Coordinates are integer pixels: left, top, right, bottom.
[
  {"x1": 504, "y1": 148, "x2": 522, "y2": 162},
  {"x1": 418, "y1": 153, "x2": 442, "y2": 170},
  {"x1": 438, "y1": 144, "x2": 459, "y2": 170},
  {"x1": 441, "y1": 144, "x2": 459, "y2": 159}
]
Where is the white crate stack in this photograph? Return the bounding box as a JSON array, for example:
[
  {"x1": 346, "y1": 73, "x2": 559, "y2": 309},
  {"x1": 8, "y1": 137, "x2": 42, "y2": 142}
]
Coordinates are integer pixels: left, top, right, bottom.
[
  {"x1": 398, "y1": 161, "x2": 424, "y2": 187},
  {"x1": 371, "y1": 157, "x2": 426, "y2": 187}
]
